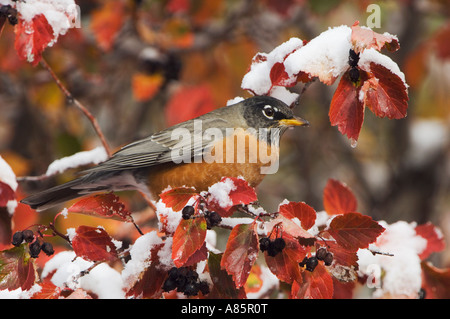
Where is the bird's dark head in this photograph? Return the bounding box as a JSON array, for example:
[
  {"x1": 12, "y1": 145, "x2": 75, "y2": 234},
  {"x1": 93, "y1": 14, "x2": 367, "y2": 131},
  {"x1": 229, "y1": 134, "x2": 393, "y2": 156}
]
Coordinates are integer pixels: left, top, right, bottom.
[{"x1": 241, "y1": 96, "x2": 309, "y2": 129}]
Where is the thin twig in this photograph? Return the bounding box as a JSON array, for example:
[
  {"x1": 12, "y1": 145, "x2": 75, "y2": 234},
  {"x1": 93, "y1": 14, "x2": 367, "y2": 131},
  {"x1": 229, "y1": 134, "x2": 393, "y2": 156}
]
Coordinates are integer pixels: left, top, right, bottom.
[{"x1": 39, "y1": 58, "x2": 112, "y2": 157}]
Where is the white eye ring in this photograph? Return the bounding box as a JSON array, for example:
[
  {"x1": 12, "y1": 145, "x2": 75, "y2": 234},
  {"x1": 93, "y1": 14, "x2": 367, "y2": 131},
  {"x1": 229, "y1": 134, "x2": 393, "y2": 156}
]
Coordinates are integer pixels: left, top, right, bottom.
[{"x1": 263, "y1": 105, "x2": 275, "y2": 119}]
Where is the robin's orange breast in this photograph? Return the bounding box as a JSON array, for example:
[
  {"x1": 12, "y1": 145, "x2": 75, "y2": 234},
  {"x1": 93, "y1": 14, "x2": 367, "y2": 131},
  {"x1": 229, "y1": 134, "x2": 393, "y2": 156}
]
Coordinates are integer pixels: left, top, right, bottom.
[{"x1": 146, "y1": 130, "x2": 279, "y2": 197}]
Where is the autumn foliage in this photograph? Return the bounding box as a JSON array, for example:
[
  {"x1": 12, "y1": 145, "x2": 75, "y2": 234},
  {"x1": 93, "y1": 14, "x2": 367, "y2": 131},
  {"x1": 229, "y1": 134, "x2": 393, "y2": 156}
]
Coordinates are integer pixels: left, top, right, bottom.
[{"x1": 0, "y1": 0, "x2": 449, "y2": 300}]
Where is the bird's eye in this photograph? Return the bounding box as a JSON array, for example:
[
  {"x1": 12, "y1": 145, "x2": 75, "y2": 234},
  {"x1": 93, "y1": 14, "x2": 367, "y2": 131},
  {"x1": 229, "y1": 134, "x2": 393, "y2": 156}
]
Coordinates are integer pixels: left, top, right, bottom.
[{"x1": 263, "y1": 105, "x2": 275, "y2": 119}]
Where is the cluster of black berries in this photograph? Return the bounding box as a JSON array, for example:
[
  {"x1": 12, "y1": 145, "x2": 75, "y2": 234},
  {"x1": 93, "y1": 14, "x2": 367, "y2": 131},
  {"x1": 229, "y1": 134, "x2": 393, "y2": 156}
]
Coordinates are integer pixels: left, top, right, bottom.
[
  {"x1": 11, "y1": 230, "x2": 54, "y2": 258},
  {"x1": 182, "y1": 205, "x2": 222, "y2": 229},
  {"x1": 162, "y1": 266, "x2": 209, "y2": 297},
  {"x1": 348, "y1": 48, "x2": 360, "y2": 83},
  {"x1": 0, "y1": 5, "x2": 18, "y2": 26},
  {"x1": 259, "y1": 237, "x2": 286, "y2": 257},
  {"x1": 299, "y1": 247, "x2": 334, "y2": 272}
]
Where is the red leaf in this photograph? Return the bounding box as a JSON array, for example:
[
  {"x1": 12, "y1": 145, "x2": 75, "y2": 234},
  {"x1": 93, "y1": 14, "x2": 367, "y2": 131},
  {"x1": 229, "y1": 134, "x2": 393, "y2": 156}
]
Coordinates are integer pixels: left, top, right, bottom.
[
  {"x1": 165, "y1": 84, "x2": 216, "y2": 126},
  {"x1": 14, "y1": 14, "x2": 54, "y2": 66},
  {"x1": 291, "y1": 263, "x2": 334, "y2": 299},
  {"x1": 0, "y1": 181, "x2": 15, "y2": 206},
  {"x1": 361, "y1": 62, "x2": 408, "y2": 119},
  {"x1": 0, "y1": 245, "x2": 37, "y2": 291},
  {"x1": 329, "y1": 70, "x2": 367, "y2": 142},
  {"x1": 67, "y1": 193, "x2": 132, "y2": 221},
  {"x1": 327, "y1": 212, "x2": 385, "y2": 251},
  {"x1": 71, "y1": 226, "x2": 118, "y2": 262},
  {"x1": 90, "y1": 1, "x2": 125, "y2": 51},
  {"x1": 125, "y1": 242, "x2": 167, "y2": 299},
  {"x1": 207, "y1": 177, "x2": 258, "y2": 217},
  {"x1": 279, "y1": 201, "x2": 316, "y2": 230},
  {"x1": 159, "y1": 187, "x2": 199, "y2": 212},
  {"x1": 166, "y1": 0, "x2": 190, "y2": 14},
  {"x1": 172, "y1": 216, "x2": 207, "y2": 267},
  {"x1": 351, "y1": 21, "x2": 400, "y2": 53},
  {"x1": 325, "y1": 241, "x2": 359, "y2": 268},
  {"x1": 415, "y1": 222, "x2": 445, "y2": 260},
  {"x1": 30, "y1": 281, "x2": 62, "y2": 299},
  {"x1": 221, "y1": 223, "x2": 259, "y2": 288},
  {"x1": 132, "y1": 73, "x2": 164, "y2": 102},
  {"x1": 208, "y1": 252, "x2": 247, "y2": 298},
  {"x1": 421, "y1": 261, "x2": 450, "y2": 299},
  {"x1": 270, "y1": 62, "x2": 295, "y2": 87},
  {"x1": 267, "y1": 215, "x2": 315, "y2": 241},
  {"x1": 264, "y1": 232, "x2": 308, "y2": 284},
  {"x1": 323, "y1": 179, "x2": 357, "y2": 215}
]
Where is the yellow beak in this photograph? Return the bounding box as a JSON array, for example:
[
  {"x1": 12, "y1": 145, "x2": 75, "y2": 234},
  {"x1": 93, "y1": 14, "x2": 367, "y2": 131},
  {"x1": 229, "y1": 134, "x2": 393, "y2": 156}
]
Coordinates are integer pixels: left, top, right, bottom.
[{"x1": 279, "y1": 116, "x2": 310, "y2": 127}]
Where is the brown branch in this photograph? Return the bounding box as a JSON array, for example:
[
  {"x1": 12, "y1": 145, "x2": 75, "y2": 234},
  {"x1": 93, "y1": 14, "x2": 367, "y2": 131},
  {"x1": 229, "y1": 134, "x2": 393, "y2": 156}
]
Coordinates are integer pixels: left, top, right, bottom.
[{"x1": 39, "y1": 58, "x2": 112, "y2": 157}]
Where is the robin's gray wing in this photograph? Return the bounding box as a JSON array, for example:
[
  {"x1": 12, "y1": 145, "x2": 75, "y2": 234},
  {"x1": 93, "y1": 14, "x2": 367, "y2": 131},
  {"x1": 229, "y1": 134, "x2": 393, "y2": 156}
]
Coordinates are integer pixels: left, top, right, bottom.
[{"x1": 83, "y1": 116, "x2": 232, "y2": 174}]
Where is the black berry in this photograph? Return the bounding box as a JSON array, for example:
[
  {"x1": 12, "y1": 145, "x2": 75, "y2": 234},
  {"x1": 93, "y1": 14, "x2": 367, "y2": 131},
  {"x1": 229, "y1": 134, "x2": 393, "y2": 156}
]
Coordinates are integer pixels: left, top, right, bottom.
[
  {"x1": 299, "y1": 256, "x2": 308, "y2": 267},
  {"x1": 348, "y1": 67, "x2": 360, "y2": 83},
  {"x1": 12, "y1": 231, "x2": 24, "y2": 247},
  {"x1": 198, "y1": 281, "x2": 210, "y2": 295},
  {"x1": 273, "y1": 238, "x2": 286, "y2": 251},
  {"x1": 259, "y1": 237, "x2": 270, "y2": 252},
  {"x1": 208, "y1": 212, "x2": 222, "y2": 226},
  {"x1": 168, "y1": 266, "x2": 179, "y2": 279},
  {"x1": 29, "y1": 241, "x2": 41, "y2": 258},
  {"x1": 348, "y1": 49, "x2": 360, "y2": 67},
  {"x1": 184, "y1": 282, "x2": 199, "y2": 296},
  {"x1": 162, "y1": 277, "x2": 177, "y2": 292},
  {"x1": 186, "y1": 269, "x2": 199, "y2": 282},
  {"x1": 182, "y1": 206, "x2": 195, "y2": 220},
  {"x1": 305, "y1": 257, "x2": 319, "y2": 272},
  {"x1": 316, "y1": 247, "x2": 327, "y2": 260},
  {"x1": 205, "y1": 211, "x2": 222, "y2": 229},
  {"x1": 41, "y1": 242, "x2": 54, "y2": 256},
  {"x1": 324, "y1": 252, "x2": 334, "y2": 266},
  {"x1": 22, "y1": 229, "x2": 34, "y2": 243}
]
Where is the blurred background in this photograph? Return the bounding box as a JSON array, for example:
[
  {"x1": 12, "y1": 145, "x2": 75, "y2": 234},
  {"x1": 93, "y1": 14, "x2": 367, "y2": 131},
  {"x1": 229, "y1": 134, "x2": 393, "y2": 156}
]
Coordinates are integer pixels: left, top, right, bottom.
[{"x1": 0, "y1": 0, "x2": 449, "y2": 265}]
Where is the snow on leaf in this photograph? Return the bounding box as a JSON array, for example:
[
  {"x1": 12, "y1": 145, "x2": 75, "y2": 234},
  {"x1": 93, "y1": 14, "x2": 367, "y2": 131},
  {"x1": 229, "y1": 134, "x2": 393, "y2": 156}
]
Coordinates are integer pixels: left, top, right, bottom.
[
  {"x1": 207, "y1": 177, "x2": 257, "y2": 217},
  {"x1": 30, "y1": 281, "x2": 62, "y2": 299},
  {"x1": 159, "y1": 187, "x2": 199, "y2": 212},
  {"x1": 283, "y1": 25, "x2": 352, "y2": 85},
  {"x1": 323, "y1": 179, "x2": 357, "y2": 215},
  {"x1": 221, "y1": 223, "x2": 259, "y2": 288},
  {"x1": 327, "y1": 212, "x2": 385, "y2": 251},
  {"x1": 351, "y1": 21, "x2": 400, "y2": 54},
  {"x1": 124, "y1": 242, "x2": 167, "y2": 299},
  {"x1": 0, "y1": 181, "x2": 16, "y2": 207},
  {"x1": 415, "y1": 222, "x2": 445, "y2": 260},
  {"x1": 67, "y1": 193, "x2": 132, "y2": 222},
  {"x1": 171, "y1": 216, "x2": 207, "y2": 267},
  {"x1": 279, "y1": 201, "x2": 316, "y2": 230},
  {"x1": 0, "y1": 244, "x2": 37, "y2": 291},
  {"x1": 71, "y1": 226, "x2": 118, "y2": 262},
  {"x1": 14, "y1": 14, "x2": 54, "y2": 66},
  {"x1": 241, "y1": 37, "x2": 304, "y2": 95}
]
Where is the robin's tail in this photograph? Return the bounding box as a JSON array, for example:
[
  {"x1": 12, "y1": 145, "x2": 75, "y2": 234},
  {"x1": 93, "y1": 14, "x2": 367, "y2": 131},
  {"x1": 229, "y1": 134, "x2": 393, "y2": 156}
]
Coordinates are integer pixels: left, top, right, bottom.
[{"x1": 21, "y1": 178, "x2": 89, "y2": 212}]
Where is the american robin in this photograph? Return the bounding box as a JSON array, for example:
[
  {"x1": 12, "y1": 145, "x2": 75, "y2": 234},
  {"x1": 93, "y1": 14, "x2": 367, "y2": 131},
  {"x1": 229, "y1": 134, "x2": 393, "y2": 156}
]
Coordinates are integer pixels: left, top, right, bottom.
[{"x1": 21, "y1": 96, "x2": 309, "y2": 211}]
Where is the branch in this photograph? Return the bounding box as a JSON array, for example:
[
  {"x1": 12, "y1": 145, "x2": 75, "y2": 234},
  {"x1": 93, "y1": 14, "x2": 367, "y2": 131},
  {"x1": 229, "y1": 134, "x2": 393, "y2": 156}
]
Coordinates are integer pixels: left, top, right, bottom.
[{"x1": 39, "y1": 58, "x2": 112, "y2": 157}]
